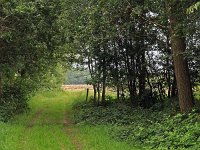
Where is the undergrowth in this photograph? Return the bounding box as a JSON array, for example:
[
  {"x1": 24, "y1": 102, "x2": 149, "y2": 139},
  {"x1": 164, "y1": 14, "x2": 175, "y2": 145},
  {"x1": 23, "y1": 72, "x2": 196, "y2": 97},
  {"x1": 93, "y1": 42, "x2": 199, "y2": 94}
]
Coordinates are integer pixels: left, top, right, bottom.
[
  {"x1": 73, "y1": 100, "x2": 200, "y2": 150},
  {"x1": 0, "y1": 84, "x2": 29, "y2": 122}
]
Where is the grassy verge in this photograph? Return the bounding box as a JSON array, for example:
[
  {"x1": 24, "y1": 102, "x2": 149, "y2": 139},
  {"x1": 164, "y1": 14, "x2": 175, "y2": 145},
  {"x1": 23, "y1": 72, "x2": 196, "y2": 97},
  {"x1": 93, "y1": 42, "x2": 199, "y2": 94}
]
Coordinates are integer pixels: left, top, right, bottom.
[{"x1": 78, "y1": 125, "x2": 141, "y2": 150}]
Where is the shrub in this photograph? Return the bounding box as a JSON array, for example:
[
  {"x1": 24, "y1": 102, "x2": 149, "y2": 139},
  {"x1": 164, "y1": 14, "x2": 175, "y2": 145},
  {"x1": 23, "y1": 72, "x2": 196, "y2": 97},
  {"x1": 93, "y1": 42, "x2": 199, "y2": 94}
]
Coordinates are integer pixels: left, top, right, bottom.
[
  {"x1": 0, "y1": 84, "x2": 29, "y2": 122},
  {"x1": 73, "y1": 101, "x2": 200, "y2": 149}
]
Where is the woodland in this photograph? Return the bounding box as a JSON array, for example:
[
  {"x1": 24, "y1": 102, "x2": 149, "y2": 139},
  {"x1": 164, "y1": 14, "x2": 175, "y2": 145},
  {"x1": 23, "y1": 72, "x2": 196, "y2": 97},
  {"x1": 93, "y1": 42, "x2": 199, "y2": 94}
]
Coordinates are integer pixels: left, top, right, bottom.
[{"x1": 0, "y1": 0, "x2": 200, "y2": 149}]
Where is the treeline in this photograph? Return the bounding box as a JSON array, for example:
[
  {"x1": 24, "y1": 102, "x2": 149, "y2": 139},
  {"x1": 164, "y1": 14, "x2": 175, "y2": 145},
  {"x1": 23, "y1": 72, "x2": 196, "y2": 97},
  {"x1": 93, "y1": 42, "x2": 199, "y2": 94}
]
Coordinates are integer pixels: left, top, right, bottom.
[
  {"x1": 65, "y1": 70, "x2": 90, "y2": 85},
  {"x1": 0, "y1": 0, "x2": 67, "y2": 121},
  {"x1": 65, "y1": 0, "x2": 200, "y2": 112}
]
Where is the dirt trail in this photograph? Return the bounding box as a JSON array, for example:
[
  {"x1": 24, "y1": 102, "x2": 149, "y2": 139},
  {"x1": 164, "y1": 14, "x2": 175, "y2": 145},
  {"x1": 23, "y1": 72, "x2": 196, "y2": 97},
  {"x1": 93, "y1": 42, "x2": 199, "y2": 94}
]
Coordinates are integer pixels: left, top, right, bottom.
[
  {"x1": 18, "y1": 109, "x2": 44, "y2": 149},
  {"x1": 27, "y1": 109, "x2": 44, "y2": 128},
  {"x1": 19, "y1": 92, "x2": 83, "y2": 150},
  {"x1": 63, "y1": 111, "x2": 82, "y2": 150},
  {"x1": 48, "y1": 126, "x2": 67, "y2": 150}
]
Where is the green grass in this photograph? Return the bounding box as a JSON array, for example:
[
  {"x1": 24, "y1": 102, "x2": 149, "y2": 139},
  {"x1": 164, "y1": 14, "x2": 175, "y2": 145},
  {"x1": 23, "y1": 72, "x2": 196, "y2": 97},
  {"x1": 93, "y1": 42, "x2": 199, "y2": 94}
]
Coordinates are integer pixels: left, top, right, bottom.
[
  {"x1": 0, "y1": 90, "x2": 138, "y2": 150},
  {"x1": 0, "y1": 90, "x2": 75, "y2": 150},
  {"x1": 78, "y1": 125, "x2": 141, "y2": 150}
]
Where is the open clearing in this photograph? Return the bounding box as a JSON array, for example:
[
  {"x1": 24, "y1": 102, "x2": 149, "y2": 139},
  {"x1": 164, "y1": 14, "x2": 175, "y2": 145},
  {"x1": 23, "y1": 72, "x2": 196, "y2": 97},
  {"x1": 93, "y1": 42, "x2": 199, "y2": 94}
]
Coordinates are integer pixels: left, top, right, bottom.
[
  {"x1": 0, "y1": 90, "x2": 139, "y2": 150},
  {"x1": 62, "y1": 85, "x2": 93, "y2": 91}
]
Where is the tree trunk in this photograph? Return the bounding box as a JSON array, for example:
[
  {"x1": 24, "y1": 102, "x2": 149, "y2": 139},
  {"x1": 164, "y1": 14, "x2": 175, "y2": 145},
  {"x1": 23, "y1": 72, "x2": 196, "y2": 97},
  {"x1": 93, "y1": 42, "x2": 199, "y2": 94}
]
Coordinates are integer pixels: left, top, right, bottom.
[
  {"x1": 170, "y1": 2, "x2": 194, "y2": 112},
  {"x1": 117, "y1": 85, "x2": 120, "y2": 101},
  {"x1": 138, "y1": 53, "x2": 146, "y2": 97},
  {"x1": 93, "y1": 84, "x2": 97, "y2": 103},
  {"x1": 102, "y1": 81, "x2": 106, "y2": 105},
  {"x1": 114, "y1": 51, "x2": 120, "y2": 101},
  {"x1": 86, "y1": 88, "x2": 89, "y2": 102},
  {"x1": 97, "y1": 83, "x2": 100, "y2": 106},
  {"x1": 101, "y1": 48, "x2": 106, "y2": 105},
  {"x1": 171, "y1": 73, "x2": 177, "y2": 97},
  {"x1": 167, "y1": 71, "x2": 171, "y2": 98},
  {"x1": 128, "y1": 80, "x2": 137, "y2": 107},
  {"x1": 166, "y1": 34, "x2": 172, "y2": 98},
  {"x1": 0, "y1": 74, "x2": 2, "y2": 99},
  {"x1": 138, "y1": 13, "x2": 146, "y2": 98},
  {"x1": 101, "y1": 70, "x2": 106, "y2": 105}
]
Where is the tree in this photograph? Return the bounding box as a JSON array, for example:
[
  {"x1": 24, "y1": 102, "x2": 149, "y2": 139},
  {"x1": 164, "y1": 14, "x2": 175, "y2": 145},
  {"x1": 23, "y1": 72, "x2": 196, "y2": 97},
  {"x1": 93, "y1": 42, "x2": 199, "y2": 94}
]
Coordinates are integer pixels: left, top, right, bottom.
[
  {"x1": 63, "y1": 0, "x2": 199, "y2": 112},
  {"x1": 0, "y1": 0, "x2": 67, "y2": 121},
  {"x1": 169, "y1": 1, "x2": 194, "y2": 112}
]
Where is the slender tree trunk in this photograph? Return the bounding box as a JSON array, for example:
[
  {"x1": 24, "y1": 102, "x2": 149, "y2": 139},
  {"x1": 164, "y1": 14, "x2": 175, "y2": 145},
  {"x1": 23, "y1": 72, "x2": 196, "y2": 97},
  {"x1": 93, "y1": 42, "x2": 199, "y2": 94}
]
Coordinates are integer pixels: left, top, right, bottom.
[
  {"x1": 167, "y1": 70, "x2": 171, "y2": 98},
  {"x1": 101, "y1": 48, "x2": 107, "y2": 105},
  {"x1": 101, "y1": 71, "x2": 106, "y2": 105},
  {"x1": 146, "y1": 70, "x2": 154, "y2": 105},
  {"x1": 128, "y1": 80, "x2": 137, "y2": 107},
  {"x1": 146, "y1": 70, "x2": 153, "y2": 93},
  {"x1": 125, "y1": 39, "x2": 137, "y2": 106},
  {"x1": 97, "y1": 83, "x2": 100, "y2": 106},
  {"x1": 0, "y1": 73, "x2": 2, "y2": 99},
  {"x1": 117, "y1": 85, "x2": 120, "y2": 101},
  {"x1": 166, "y1": 34, "x2": 172, "y2": 98},
  {"x1": 165, "y1": 54, "x2": 171, "y2": 98},
  {"x1": 88, "y1": 56, "x2": 97, "y2": 103},
  {"x1": 171, "y1": 74, "x2": 177, "y2": 97},
  {"x1": 170, "y1": 2, "x2": 194, "y2": 112},
  {"x1": 102, "y1": 81, "x2": 106, "y2": 105},
  {"x1": 138, "y1": 15, "x2": 146, "y2": 98},
  {"x1": 86, "y1": 88, "x2": 89, "y2": 102},
  {"x1": 139, "y1": 53, "x2": 146, "y2": 97},
  {"x1": 93, "y1": 84, "x2": 97, "y2": 103},
  {"x1": 114, "y1": 45, "x2": 120, "y2": 101}
]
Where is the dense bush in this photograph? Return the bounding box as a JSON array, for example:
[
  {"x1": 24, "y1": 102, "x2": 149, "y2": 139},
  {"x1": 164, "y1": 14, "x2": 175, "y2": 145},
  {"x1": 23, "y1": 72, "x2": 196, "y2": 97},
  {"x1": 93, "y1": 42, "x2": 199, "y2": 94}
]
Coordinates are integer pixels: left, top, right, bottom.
[
  {"x1": 0, "y1": 84, "x2": 29, "y2": 122},
  {"x1": 73, "y1": 101, "x2": 200, "y2": 149}
]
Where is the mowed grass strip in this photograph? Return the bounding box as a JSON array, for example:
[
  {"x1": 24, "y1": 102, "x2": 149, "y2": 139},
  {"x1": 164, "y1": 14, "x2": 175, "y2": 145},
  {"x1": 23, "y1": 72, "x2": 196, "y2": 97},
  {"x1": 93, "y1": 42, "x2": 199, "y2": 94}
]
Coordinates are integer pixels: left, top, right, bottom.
[{"x1": 0, "y1": 91, "x2": 76, "y2": 150}]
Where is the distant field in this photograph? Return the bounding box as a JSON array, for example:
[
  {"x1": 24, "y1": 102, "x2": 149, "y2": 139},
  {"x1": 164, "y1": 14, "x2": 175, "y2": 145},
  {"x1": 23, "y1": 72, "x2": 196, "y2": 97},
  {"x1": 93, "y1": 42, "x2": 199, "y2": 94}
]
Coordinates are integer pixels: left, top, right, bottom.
[{"x1": 62, "y1": 84, "x2": 93, "y2": 91}]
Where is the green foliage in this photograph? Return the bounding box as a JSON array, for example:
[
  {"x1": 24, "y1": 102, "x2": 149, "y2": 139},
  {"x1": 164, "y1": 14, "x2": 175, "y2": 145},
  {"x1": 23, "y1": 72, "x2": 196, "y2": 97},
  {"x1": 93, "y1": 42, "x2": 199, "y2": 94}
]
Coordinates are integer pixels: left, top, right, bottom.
[
  {"x1": 73, "y1": 101, "x2": 200, "y2": 149},
  {"x1": 194, "y1": 90, "x2": 200, "y2": 101},
  {"x1": 40, "y1": 63, "x2": 67, "y2": 90},
  {"x1": 187, "y1": 2, "x2": 200, "y2": 14},
  {"x1": 0, "y1": 0, "x2": 67, "y2": 121},
  {"x1": 0, "y1": 83, "x2": 29, "y2": 122}
]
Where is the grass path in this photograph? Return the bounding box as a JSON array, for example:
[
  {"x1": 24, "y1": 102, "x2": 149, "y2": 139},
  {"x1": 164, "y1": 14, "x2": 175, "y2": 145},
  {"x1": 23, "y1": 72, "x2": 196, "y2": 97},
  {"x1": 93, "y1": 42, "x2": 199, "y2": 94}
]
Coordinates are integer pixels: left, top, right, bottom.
[{"x1": 0, "y1": 91, "x2": 139, "y2": 150}]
